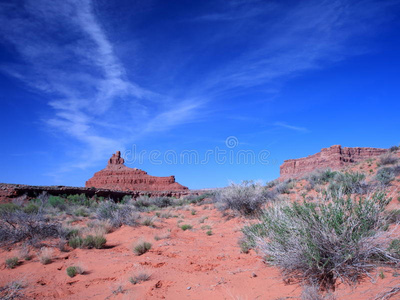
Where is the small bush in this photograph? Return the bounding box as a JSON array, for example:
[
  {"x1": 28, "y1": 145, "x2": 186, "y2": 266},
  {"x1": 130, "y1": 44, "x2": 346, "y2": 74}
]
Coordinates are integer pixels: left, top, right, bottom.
[
  {"x1": 74, "y1": 207, "x2": 89, "y2": 217},
  {"x1": 214, "y1": 181, "x2": 274, "y2": 217},
  {"x1": 0, "y1": 203, "x2": 20, "y2": 214},
  {"x1": 180, "y1": 224, "x2": 192, "y2": 231},
  {"x1": 301, "y1": 284, "x2": 336, "y2": 300},
  {"x1": 389, "y1": 145, "x2": 399, "y2": 152},
  {"x1": 376, "y1": 166, "x2": 400, "y2": 185},
  {"x1": 48, "y1": 196, "x2": 66, "y2": 210},
  {"x1": 5, "y1": 257, "x2": 19, "y2": 269},
  {"x1": 379, "y1": 153, "x2": 399, "y2": 165},
  {"x1": 206, "y1": 230, "x2": 213, "y2": 236},
  {"x1": 23, "y1": 203, "x2": 39, "y2": 214},
  {"x1": 83, "y1": 234, "x2": 106, "y2": 249},
  {"x1": 252, "y1": 192, "x2": 396, "y2": 289},
  {"x1": 388, "y1": 239, "x2": 400, "y2": 257},
  {"x1": 307, "y1": 169, "x2": 337, "y2": 187},
  {"x1": 66, "y1": 265, "x2": 84, "y2": 278},
  {"x1": 328, "y1": 172, "x2": 368, "y2": 196},
  {"x1": 38, "y1": 247, "x2": 53, "y2": 265},
  {"x1": 68, "y1": 236, "x2": 84, "y2": 249},
  {"x1": 133, "y1": 241, "x2": 152, "y2": 256},
  {"x1": 129, "y1": 271, "x2": 151, "y2": 284},
  {"x1": 0, "y1": 210, "x2": 61, "y2": 246},
  {"x1": 0, "y1": 280, "x2": 25, "y2": 299},
  {"x1": 96, "y1": 201, "x2": 139, "y2": 227},
  {"x1": 141, "y1": 217, "x2": 155, "y2": 227}
]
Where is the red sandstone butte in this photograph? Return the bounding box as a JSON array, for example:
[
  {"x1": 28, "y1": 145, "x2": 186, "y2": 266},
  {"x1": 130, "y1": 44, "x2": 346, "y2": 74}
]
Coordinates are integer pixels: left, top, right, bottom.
[
  {"x1": 280, "y1": 145, "x2": 387, "y2": 180},
  {"x1": 86, "y1": 151, "x2": 188, "y2": 191}
]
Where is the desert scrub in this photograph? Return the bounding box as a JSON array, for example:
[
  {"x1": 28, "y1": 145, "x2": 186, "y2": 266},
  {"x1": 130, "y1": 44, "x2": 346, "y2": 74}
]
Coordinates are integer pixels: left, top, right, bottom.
[
  {"x1": 68, "y1": 235, "x2": 84, "y2": 249},
  {"x1": 376, "y1": 165, "x2": 400, "y2": 185},
  {"x1": 23, "y1": 202, "x2": 39, "y2": 214},
  {"x1": 141, "y1": 217, "x2": 156, "y2": 227},
  {"x1": 133, "y1": 240, "x2": 152, "y2": 256},
  {"x1": 5, "y1": 257, "x2": 19, "y2": 269},
  {"x1": 0, "y1": 280, "x2": 25, "y2": 299},
  {"x1": 66, "y1": 265, "x2": 84, "y2": 277},
  {"x1": 96, "y1": 201, "x2": 139, "y2": 227},
  {"x1": 83, "y1": 234, "x2": 106, "y2": 249},
  {"x1": 129, "y1": 270, "x2": 151, "y2": 284},
  {"x1": 38, "y1": 247, "x2": 53, "y2": 265},
  {"x1": 0, "y1": 210, "x2": 61, "y2": 246},
  {"x1": 180, "y1": 224, "x2": 192, "y2": 231},
  {"x1": 328, "y1": 171, "x2": 368, "y2": 196},
  {"x1": 206, "y1": 230, "x2": 213, "y2": 236},
  {"x1": 213, "y1": 180, "x2": 275, "y2": 217},
  {"x1": 250, "y1": 192, "x2": 397, "y2": 289},
  {"x1": 379, "y1": 153, "x2": 399, "y2": 166},
  {"x1": 388, "y1": 239, "x2": 400, "y2": 257},
  {"x1": 307, "y1": 169, "x2": 337, "y2": 187}
]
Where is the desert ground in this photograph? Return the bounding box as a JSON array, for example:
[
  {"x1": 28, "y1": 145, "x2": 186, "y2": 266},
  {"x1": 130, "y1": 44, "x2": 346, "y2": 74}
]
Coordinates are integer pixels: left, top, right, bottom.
[{"x1": 1, "y1": 149, "x2": 400, "y2": 300}]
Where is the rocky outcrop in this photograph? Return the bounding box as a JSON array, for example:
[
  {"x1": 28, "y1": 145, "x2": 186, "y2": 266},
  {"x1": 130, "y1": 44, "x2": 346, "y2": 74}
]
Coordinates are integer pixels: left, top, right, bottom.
[
  {"x1": 85, "y1": 151, "x2": 188, "y2": 192},
  {"x1": 280, "y1": 145, "x2": 387, "y2": 180}
]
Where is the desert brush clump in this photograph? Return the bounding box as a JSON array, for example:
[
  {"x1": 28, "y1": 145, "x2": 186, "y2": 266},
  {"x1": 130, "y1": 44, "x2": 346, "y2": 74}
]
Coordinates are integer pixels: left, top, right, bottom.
[
  {"x1": 129, "y1": 269, "x2": 151, "y2": 284},
  {"x1": 307, "y1": 169, "x2": 337, "y2": 187},
  {"x1": 180, "y1": 224, "x2": 193, "y2": 231},
  {"x1": 327, "y1": 171, "x2": 369, "y2": 196},
  {"x1": 5, "y1": 257, "x2": 19, "y2": 269},
  {"x1": 247, "y1": 191, "x2": 398, "y2": 289},
  {"x1": 375, "y1": 165, "x2": 400, "y2": 185},
  {"x1": 379, "y1": 153, "x2": 399, "y2": 166},
  {"x1": 0, "y1": 210, "x2": 61, "y2": 246},
  {"x1": 0, "y1": 280, "x2": 25, "y2": 300},
  {"x1": 133, "y1": 240, "x2": 152, "y2": 256},
  {"x1": 213, "y1": 180, "x2": 276, "y2": 217},
  {"x1": 96, "y1": 200, "x2": 139, "y2": 227},
  {"x1": 38, "y1": 247, "x2": 53, "y2": 265},
  {"x1": 66, "y1": 265, "x2": 84, "y2": 277}
]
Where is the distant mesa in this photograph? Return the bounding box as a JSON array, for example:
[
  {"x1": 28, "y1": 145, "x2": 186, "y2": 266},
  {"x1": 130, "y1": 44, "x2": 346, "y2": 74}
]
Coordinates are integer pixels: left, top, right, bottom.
[
  {"x1": 85, "y1": 151, "x2": 188, "y2": 192},
  {"x1": 280, "y1": 145, "x2": 387, "y2": 180}
]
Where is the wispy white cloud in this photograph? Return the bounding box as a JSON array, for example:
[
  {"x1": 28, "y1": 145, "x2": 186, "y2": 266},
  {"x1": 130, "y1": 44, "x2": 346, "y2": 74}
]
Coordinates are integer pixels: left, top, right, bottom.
[
  {"x1": 274, "y1": 122, "x2": 309, "y2": 133},
  {"x1": 0, "y1": 0, "x2": 202, "y2": 177},
  {"x1": 196, "y1": 0, "x2": 399, "y2": 94}
]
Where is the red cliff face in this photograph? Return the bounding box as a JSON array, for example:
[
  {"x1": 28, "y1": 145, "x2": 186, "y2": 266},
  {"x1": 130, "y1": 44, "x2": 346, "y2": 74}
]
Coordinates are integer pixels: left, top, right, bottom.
[
  {"x1": 86, "y1": 151, "x2": 188, "y2": 191},
  {"x1": 280, "y1": 145, "x2": 387, "y2": 180}
]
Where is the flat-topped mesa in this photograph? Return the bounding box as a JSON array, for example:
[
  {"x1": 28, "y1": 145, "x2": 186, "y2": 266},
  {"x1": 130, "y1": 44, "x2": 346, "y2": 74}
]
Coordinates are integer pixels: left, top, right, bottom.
[
  {"x1": 86, "y1": 151, "x2": 188, "y2": 191},
  {"x1": 280, "y1": 145, "x2": 387, "y2": 180}
]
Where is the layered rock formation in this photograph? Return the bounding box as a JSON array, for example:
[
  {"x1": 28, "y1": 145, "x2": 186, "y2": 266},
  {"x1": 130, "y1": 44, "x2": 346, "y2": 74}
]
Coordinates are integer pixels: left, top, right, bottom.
[
  {"x1": 280, "y1": 145, "x2": 387, "y2": 180},
  {"x1": 85, "y1": 151, "x2": 188, "y2": 192}
]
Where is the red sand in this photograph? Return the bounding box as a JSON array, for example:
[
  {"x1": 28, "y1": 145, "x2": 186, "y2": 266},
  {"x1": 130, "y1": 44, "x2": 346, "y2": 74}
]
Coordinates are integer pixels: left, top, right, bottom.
[{"x1": 1, "y1": 204, "x2": 399, "y2": 299}]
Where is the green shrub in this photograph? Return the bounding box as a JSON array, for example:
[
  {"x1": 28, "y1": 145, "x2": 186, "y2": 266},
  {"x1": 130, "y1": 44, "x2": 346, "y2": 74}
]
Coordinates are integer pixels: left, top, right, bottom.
[
  {"x1": 68, "y1": 236, "x2": 84, "y2": 249},
  {"x1": 328, "y1": 172, "x2": 368, "y2": 196},
  {"x1": 213, "y1": 181, "x2": 275, "y2": 217},
  {"x1": 0, "y1": 203, "x2": 21, "y2": 215},
  {"x1": 307, "y1": 169, "x2": 337, "y2": 186},
  {"x1": 388, "y1": 239, "x2": 400, "y2": 256},
  {"x1": 66, "y1": 266, "x2": 83, "y2": 277},
  {"x1": 180, "y1": 224, "x2": 192, "y2": 231},
  {"x1": 376, "y1": 166, "x2": 400, "y2": 185},
  {"x1": 251, "y1": 192, "x2": 395, "y2": 289},
  {"x1": 206, "y1": 230, "x2": 212, "y2": 236},
  {"x1": 129, "y1": 271, "x2": 151, "y2": 284},
  {"x1": 48, "y1": 196, "x2": 66, "y2": 210},
  {"x1": 74, "y1": 207, "x2": 89, "y2": 217},
  {"x1": 133, "y1": 241, "x2": 152, "y2": 256},
  {"x1": 23, "y1": 203, "x2": 39, "y2": 214},
  {"x1": 141, "y1": 217, "x2": 155, "y2": 227},
  {"x1": 379, "y1": 153, "x2": 399, "y2": 165},
  {"x1": 5, "y1": 257, "x2": 19, "y2": 269},
  {"x1": 66, "y1": 266, "x2": 77, "y2": 277},
  {"x1": 389, "y1": 145, "x2": 399, "y2": 152}
]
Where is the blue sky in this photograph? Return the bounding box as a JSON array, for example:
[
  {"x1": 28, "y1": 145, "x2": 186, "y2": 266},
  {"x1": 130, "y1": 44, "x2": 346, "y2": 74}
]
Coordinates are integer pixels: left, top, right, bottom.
[{"x1": 1, "y1": 0, "x2": 400, "y2": 189}]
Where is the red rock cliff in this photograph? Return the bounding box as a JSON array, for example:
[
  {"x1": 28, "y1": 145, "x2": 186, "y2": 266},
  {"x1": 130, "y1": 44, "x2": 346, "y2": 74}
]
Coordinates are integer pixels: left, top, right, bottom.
[
  {"x1": 280, "y1": 145, "x2": 386, "y2": 180},
  {"x1": 86, "y1": 151, "x2": 188, "y2": 191}
]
